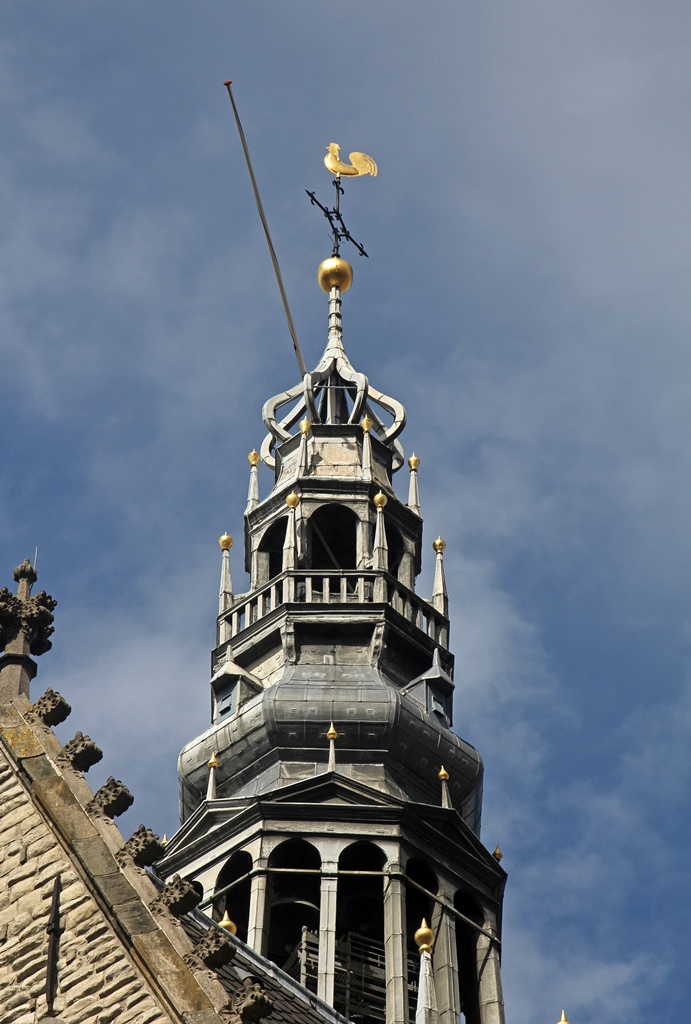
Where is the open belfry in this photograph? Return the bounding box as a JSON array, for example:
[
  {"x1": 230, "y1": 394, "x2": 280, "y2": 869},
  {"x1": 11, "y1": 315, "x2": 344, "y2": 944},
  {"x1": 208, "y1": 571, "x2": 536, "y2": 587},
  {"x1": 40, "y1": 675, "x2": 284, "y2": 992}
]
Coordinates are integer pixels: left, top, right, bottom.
[{"x1": 0, "y1": 138, "x2": 523, "y2": 1024}]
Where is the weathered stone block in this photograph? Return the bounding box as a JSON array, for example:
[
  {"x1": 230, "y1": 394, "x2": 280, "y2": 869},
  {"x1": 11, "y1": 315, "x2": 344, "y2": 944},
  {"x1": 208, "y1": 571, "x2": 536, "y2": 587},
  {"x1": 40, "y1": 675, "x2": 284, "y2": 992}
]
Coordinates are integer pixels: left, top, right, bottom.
[
  {"x1": 62, "y1": 972, "x2": 103, "y2": 999},
  {"x1": 20, "y1": 754, "x2": 57, "y2": 782},
  {"x1": 94, "y1": 870, "x2": 138, "y2": 910},
  {"x1": 65, "y1": 899, "x2": 97, "y2": 931},
  {"x1": 7, "y1": 859, "x2": 37, "y2": 886},
  {"x1": 156, "y1": 968, "x2": 212, "y2": 1014},
  {"x1": 132, "y1": 930, "x2": 190, "y2": 976},
  {"x1": 32, "y1": 777, "x2": 98, "y2": 842},
  {"x1": 72, "y1": 836, "x2": 119, "y2": 877},
  {"x1": 114, "y1": 898, "x2": 158, "y2": 937}
]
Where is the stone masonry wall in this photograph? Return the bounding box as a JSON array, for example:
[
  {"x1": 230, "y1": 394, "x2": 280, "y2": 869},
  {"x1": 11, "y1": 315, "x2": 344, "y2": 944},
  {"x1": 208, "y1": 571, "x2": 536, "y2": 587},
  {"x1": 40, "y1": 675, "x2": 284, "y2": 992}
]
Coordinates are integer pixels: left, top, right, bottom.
[{"x1": 0, "y1": 746, "x2": 174, "y2": 1024}]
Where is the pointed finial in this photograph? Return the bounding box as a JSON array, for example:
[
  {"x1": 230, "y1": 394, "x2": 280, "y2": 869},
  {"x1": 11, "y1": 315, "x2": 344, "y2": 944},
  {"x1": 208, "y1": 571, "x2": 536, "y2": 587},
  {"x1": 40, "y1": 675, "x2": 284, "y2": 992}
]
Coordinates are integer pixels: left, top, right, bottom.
[
  {"x1": 161, "y1": 834, "x2": 168, "y2": 847},
  {"x1": 219, "y1": 910, "x2": 238, "y2": 934},
  {"x1": 206, "y1": 751, "x2": 219, "y2": 800},
  {"x1": 438, "y1": 765, "x2": 451, "y2": 809},
  {"x1": 327, "y1": 722, "x2": 338, "y2": 771},
  {"x1": 414, "y1": 919, "x2": 434, "y2": 954},
  {"x1": 556, "y1": 1013, "x2": 570, "y2": 1024},
  {"x1": 300, "y1": 416, "x2": 311, "y2": 435},
  {"x1": 407, "y1": 453, "x2": 421, "y2": 516},
  {"x1": 219, "y1": 533, "x2": 233, "y2": 551},
  {"x1": 373, "y1": 490, "x2": 388, "y2": 509},
  {"x1": 492, "y1": 845, "x2": 503, "y2": 862},
  {"x1": 248, "y1": 449, "x2": 261, "y2": 467},
  {"x1": 432, "y1": 537, "x2": 448, "y2": 616},
  {"x1": 361, "y1": 413, "x2": 373, "y2": 433},
  {"x1": 285, "y1": 491, "x2": 300, "y2": 509}
]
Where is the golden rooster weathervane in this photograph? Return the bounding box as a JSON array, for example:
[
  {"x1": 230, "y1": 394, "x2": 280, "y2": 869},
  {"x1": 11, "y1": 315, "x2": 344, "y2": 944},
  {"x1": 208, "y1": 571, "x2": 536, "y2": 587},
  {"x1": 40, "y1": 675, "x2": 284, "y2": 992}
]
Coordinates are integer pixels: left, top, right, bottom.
[
  {"x1": 323, "y1": 142, "x2": 378, "y2": 179},
  {"x1": 307, "y1": 141, "x2": 378, "y2": 258}
]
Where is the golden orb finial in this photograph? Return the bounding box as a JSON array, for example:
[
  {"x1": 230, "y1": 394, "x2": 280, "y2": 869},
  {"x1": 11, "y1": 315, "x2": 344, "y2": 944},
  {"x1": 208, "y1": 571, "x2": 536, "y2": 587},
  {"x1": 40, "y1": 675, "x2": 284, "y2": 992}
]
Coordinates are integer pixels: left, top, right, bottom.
[
  {"x1": 433, "y1": 536, "x2": 446, "y2": 554},
  {"x1": 248, "y1": 449, "x2": 261, "y2": 467},
  {"x1": 285, "y1": 491, "x2": 300, "y2": 509},
  {"x1": 414, "y1": 918, "x2": 435, "y2": 954},
  {"x1": 492, "y1": 845, "x2": 503, "y2": 862},
  {"x1": 327, "y1": 722, "x2": 338, "y2": 741},
  {"x1": 300, "y1": 416, "x2": 311, "y2": 435},
  {"x1": 438, "y1": 765, "x2": 449, "y2": 781},
  {"x1": 373, "y1": 490, "x2": 388, "y2": 509},
  {"x1": 219, "y1": 910, "x2": 238, "y2": 935},
  {"x1": 317, "y1": 256, "x2": 353, "y2": 293},
  {"x1": 408, "y1": 453, "x2": 420, "y2": 471},
  {"x1": 361, "y1": 414, "x2": 373, "y2": 433},
  {"x1": 208, "y1": 751, "x2": 219, "y2": 769},
  {"x1": 219, "y1": 533, "x2": 233, "y2": 551}
]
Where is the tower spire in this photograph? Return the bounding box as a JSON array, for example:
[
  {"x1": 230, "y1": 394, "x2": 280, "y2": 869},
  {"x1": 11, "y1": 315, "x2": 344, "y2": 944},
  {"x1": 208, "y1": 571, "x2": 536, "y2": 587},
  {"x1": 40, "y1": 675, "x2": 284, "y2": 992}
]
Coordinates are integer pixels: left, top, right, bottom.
[
  {"x1": 162, "y1": 141, "x2": 507, "y2": 1024},
  {"x1": 0, "y1": 559, "x2": 56, "y2": 702}
]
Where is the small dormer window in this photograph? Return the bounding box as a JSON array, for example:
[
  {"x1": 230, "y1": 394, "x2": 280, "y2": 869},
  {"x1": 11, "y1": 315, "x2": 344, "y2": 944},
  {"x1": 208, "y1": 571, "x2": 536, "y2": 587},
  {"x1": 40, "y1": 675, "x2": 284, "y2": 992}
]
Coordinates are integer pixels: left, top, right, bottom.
[
  {"x1": 215, "y1": 681, "x2": 237, "y2": 722},
  {"x1": 429, "y1": 686, "x2": 449, "y2": 724}
]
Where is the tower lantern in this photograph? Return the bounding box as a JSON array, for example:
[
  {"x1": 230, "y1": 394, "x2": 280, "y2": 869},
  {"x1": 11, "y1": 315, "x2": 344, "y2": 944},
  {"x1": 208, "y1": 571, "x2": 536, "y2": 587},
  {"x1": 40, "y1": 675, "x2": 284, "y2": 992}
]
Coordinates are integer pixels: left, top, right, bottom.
[{"x1": 159, "y1": 149, "x2": 507, "y2": 1024}]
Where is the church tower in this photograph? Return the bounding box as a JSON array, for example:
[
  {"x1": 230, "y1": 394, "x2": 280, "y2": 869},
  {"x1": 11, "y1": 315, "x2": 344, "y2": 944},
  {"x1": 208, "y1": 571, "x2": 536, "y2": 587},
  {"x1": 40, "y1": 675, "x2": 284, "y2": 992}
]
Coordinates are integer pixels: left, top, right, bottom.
[{"x1": 159, "y1": 225, "x2": 507, "y2": 1023}]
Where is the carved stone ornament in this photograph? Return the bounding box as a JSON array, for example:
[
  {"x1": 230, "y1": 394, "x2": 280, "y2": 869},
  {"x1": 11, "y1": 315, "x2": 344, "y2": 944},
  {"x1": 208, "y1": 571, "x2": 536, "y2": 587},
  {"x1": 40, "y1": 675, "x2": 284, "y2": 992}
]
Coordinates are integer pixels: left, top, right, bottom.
[
  {"x1": 183, "y1": 927, "x2": 236, "y2": 971},
  {"x1": 27, "y1": 688, "x2": 72, "y2": 727},
  {"x1": 61, "y1": 731, "x2": 103, "y2": 773},
  {"x1": 0, "y1": 587, "x2": 22, "y2": 648},
  {"x1": 116, "y1": 825, "x2": 166, "y2": 868},
  {"x1": 22, "y1": 589, "x2": 58, "y2": 655},
  {"x1": 14, "y1": 558, "x2": 38, "y2": 585},
  {"x1": 0, "y1": 562, "x2": 57, "y2": 657},
  {"x1": 226, "y1": 978, "x2": 273, "y2": 1023},
  {"x1": 151, "y1": 874, "x2": 201, "y2": 918},
  {"x1": 87, "y1": 777, "x2": 134, "y2": 819}
]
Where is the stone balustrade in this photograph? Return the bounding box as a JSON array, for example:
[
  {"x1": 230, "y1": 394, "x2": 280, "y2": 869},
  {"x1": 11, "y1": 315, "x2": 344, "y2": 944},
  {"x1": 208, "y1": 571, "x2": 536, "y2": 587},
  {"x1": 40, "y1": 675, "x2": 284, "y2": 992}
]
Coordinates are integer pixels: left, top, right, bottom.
[{"x1": 225, "y1": 570, "x2": 448, "y2": 648}]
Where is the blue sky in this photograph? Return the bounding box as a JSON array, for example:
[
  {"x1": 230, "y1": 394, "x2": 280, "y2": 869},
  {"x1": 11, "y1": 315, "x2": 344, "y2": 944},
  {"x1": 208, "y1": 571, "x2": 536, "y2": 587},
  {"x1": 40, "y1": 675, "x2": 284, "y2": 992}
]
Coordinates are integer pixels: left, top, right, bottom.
[{"x1": 1, "y1": 4, "x2": 690, "y2": 1022}]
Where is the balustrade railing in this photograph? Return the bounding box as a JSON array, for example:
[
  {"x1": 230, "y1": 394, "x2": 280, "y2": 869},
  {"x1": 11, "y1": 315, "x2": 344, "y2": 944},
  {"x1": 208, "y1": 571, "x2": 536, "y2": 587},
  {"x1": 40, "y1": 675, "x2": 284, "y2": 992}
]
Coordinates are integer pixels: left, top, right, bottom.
[{"x1": 225, "y1": 570, "x2": 448, "y2": 646}]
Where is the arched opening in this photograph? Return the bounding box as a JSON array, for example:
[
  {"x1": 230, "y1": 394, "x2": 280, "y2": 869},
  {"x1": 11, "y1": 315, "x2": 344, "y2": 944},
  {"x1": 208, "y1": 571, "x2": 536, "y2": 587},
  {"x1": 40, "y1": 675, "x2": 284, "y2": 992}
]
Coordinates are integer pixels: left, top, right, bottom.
[
  {"x1": 266, "y1": 839, "x2": 321, "y2": 986},
  {"x1": 308, "y1": 504, "x2": 358, "y2": 570},
  {"x1": 258, "y1": 517, "x2": 288, "y2": 584},
  {"x1": 385, "y1": 520, "x2": 405, "y2": 579},
  {"x1": 213, "y1": 850, "x2": 252, "y2": 942},
  {"x1": 334, "y1": 842, "x2": 387, "y2": 1023},
  {"x1": 336, "y1": 841, "x2": 386, "y2": 940},
  {"x1": 404, "y1": 859, "x2": 439, "y2": 1022},
  {"x1": 454, "y1": 890, "x2": 484, "y2": 1024},
  {"x1": 405, "y1": 858, "x2": 438, "y2": 953}
]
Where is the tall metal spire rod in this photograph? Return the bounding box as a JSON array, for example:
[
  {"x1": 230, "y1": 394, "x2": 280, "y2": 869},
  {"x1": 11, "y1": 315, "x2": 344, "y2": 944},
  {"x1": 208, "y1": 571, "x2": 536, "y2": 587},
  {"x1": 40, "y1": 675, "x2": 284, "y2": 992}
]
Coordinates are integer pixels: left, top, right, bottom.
[{"x1": 223, "y1": 81, "x2": 307, "y2": 379}]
